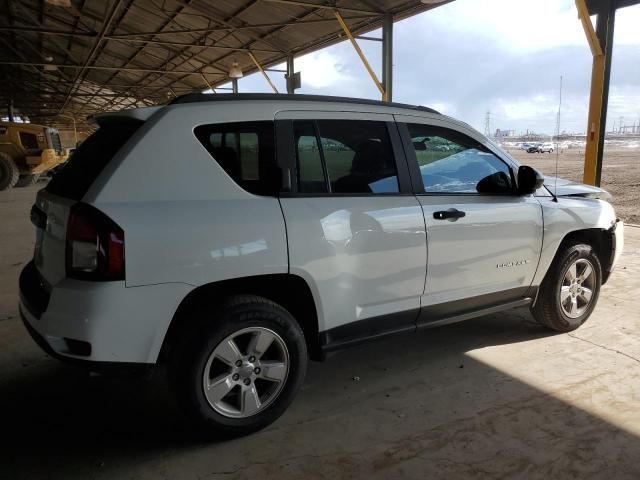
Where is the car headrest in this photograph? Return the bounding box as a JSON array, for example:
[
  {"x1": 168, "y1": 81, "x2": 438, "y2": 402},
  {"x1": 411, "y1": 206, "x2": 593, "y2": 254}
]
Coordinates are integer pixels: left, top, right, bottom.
[{"x1": 351, "y1": 139, "x2": 386, "y2": 175}]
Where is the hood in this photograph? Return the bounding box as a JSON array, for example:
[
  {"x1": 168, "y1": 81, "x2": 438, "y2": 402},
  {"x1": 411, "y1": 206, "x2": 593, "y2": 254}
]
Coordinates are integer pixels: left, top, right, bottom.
[{"x1": 544, "y1": 176, "x2": 612, "y2": 201}]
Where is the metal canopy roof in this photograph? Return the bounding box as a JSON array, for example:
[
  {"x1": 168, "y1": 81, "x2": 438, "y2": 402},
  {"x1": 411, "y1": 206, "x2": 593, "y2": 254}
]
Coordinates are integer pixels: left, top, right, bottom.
[
  {"x1": 586, "y1": 0, "x2": 640, "y2": 14},
  {"x1": 0, "y1": 0, "x2": 451, "y2": 129}
]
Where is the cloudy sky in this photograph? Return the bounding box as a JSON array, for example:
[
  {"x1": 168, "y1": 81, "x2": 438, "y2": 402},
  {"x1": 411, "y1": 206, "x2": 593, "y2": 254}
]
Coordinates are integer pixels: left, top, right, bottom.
[{"x1": 223, "y1": 0, "x2": 640, "y2": 135}]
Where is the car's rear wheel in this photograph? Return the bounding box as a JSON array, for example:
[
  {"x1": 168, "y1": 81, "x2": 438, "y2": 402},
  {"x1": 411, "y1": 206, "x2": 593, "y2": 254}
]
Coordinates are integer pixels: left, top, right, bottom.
[
  {"x1": 0, "y1": 153, "x2": 19, "y2": 191},
  {"x1": 169, "y1": 295, "x2": 307, "y2": 437},
  {"x1": 531, "y1": 243, "x2": 602, "y2": 332}
]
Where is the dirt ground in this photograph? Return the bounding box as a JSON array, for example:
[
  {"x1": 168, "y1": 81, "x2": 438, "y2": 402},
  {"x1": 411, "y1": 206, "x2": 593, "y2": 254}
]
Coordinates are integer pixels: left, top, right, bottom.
[
  {"x1": 508, "y1": 147, "x2": 640, "y2": 224},
  {"x1": 1, "y1": 185, "x2": 640, "y2": 479}
]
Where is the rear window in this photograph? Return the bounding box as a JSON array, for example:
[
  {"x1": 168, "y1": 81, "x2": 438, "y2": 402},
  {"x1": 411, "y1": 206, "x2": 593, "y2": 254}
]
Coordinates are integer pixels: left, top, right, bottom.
[
  {"x1": 19, "y1": 132, "x2": 40, "y2": 151},
  {"x1": 194, "y1": 121, "x2": 278, "y2": 196},
  {"x1": 46, "y1": 122, "x2": 141, "y2": 200}
]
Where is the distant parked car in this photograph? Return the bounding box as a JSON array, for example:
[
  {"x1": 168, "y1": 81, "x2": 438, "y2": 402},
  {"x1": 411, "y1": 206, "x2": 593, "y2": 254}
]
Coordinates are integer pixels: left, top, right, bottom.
[
  {"x1": 527, "y1": 143, "x2": 554, "y2": 154},
  {"x1": 539, "y1": 143, "x2": 554, "y2": 153}
]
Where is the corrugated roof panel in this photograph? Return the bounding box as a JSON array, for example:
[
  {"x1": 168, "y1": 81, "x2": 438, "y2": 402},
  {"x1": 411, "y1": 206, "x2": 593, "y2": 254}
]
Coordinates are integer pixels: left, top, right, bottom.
[{"x1": 0, "y1": 0, "x2": 452, "y2": 126}]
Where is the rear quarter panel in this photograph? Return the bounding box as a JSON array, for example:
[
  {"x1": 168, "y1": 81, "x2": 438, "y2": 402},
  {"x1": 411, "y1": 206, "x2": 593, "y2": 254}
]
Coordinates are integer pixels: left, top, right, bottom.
[{"x1": 83, "y1": 103, "x2": 289, "y2": 288}]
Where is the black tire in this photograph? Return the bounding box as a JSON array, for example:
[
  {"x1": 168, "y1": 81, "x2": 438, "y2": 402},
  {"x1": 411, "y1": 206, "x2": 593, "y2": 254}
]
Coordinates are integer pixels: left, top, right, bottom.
[
  {"x1": 0, "y1": 153, "x2": 19, "y2": 191},
  {"x1": 531, "y1": 243, "x2": 602, "y2": 332},
  {"x1": 168, "y1": 295, "x2": 308, "y2": 438},
  {"x1": 15, "y1": 174, "x2": 40, "y2": 188}
]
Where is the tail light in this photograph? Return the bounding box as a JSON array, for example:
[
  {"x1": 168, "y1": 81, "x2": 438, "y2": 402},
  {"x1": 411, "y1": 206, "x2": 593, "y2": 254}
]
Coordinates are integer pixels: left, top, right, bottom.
[{"x1": 66, "y1": 203, "x2": 125, "y2": 281}]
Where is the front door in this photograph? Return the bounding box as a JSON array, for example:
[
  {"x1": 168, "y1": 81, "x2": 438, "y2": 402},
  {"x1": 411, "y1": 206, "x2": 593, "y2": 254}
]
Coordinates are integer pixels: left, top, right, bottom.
[
  {"x1": 395, "y1": 115, "x2": 543, "y2": 323},
  {"x1": 276, "y1": 111, "x2": 427, "y2": 347}
]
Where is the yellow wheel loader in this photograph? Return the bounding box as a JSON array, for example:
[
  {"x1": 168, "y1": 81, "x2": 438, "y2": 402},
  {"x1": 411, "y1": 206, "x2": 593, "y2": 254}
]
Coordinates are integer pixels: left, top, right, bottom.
[{"x1": 0, "y1": 122, "x2": 69, "y2": 191}]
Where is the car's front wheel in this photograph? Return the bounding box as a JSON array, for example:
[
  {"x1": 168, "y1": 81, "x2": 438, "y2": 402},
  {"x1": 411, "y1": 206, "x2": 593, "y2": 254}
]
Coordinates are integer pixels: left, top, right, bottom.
[
  {"x1": 169, "y1": 295, "x2": 308, "y2": 437},
  {"x1": 531, "y1": 243, "x2": 602, "y2": 332}
]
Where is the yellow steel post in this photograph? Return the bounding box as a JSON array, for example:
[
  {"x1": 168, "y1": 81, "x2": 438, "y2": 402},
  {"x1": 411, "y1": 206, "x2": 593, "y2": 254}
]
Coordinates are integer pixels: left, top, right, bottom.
[
  {"x1": 576, "y1": 0, "x2": 605, "y2": 186},
  {"x1": 201, "y1": 73, "x2": 215, "y2": 92},
  {"x1": 583, "y1": 54, "x2": 606, "y2": 185},
  {"x1": 334, "y1": 10, "x2": 387, "y2": 100},
  {"x1": 247, "y1": 51, "x2": 279, "y2": 94},
  {"x1": 576, "y1": 0, "x2": 603, "y2": 57}
]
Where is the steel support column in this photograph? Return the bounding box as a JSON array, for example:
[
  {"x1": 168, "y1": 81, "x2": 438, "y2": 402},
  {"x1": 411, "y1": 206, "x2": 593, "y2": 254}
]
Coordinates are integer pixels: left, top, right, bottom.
[
  {"x1": 7, "y1": 101, "x2": 15, "y2": 122},
  {"x1": 593, "y1": 1, "x2": 615, "y2": 186},
  {"x1": 579, "y1": 0, "x2": 615, "y2": 186},
  {"x1": 232, "y1": 78, "x2": 239, "y2": 94},
  {"x1": 382, "y1": 13, "x2": 393, "y2": 102}
]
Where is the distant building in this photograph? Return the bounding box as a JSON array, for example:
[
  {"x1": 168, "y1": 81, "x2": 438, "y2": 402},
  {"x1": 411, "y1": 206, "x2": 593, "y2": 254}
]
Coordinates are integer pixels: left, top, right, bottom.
[{"x1": 494, "y1": 128, "x2": 515, "y2": 138}]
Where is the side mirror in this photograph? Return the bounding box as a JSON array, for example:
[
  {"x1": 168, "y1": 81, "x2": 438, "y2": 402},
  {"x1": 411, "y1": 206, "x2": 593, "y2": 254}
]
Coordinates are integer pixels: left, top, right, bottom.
[
  {"x1": 476, "y1": 171, "x2": 512, "y2": 194},
  {"x1": 518, "y1": 165, "x2": 544, "y2": 195}
]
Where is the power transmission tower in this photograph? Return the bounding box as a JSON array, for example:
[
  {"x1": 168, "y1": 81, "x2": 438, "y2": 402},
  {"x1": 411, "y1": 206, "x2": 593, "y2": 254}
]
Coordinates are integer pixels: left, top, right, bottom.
[
  {"x1": 555, "y1": 76, "x2": 563, "y2": 143},
  {"x1": 484, "y1": 111, "x2": 491, "y2": 137}
]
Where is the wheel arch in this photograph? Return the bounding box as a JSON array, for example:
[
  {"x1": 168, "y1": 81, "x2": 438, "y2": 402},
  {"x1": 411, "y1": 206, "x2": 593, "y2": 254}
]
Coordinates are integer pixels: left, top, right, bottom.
[
  {"x1": 553, "y1": 228, "x2": 614, "y2": 283},
  {"x1": 158, "y1": 273, "x2": 323, "y2": 363}
]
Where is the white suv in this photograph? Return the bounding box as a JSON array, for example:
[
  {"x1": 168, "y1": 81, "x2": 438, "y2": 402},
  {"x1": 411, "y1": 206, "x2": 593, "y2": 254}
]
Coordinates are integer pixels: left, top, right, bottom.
[{"x1": 19, "y1": 94, "x2": 623, "y2": 436}]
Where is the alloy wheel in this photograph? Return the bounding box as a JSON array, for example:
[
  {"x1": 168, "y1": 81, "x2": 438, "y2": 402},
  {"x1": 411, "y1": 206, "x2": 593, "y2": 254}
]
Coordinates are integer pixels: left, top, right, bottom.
[
  {"x1": 202, "y1": 327, "x2": 290, "y2": 418},
  {"x1": 559, "y1": 258, "x2": 596, "y2": 318}
]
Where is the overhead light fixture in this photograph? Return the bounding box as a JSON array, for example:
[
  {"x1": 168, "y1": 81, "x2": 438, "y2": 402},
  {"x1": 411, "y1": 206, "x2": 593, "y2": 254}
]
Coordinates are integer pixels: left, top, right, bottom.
[
  {"x1": 228, "y1": 61, "x2": 243, "y2": 79},
  {"x1": 44, "y1": 55, "x2": 54, "y2": 62}
]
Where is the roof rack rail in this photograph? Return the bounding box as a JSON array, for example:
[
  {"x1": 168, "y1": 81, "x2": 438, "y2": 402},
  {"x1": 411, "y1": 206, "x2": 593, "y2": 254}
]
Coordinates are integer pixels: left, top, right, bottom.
[{"x1": 169, "y1": 93, "x2": 440, "y2": 114}]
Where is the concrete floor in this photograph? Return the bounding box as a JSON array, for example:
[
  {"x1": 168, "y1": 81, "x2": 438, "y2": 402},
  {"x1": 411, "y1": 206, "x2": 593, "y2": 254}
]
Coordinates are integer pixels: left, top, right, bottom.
[{"x1": 1, "y1": 184, "x2": 639, "y2": 479}]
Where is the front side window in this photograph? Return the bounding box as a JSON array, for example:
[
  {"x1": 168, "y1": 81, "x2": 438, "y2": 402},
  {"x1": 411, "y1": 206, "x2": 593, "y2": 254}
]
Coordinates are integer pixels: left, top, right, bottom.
[
  {"x1": 195, "y1": 121, "x2": 276, "y2": 195},
  {"x1": 407, "y1": 124, "x2": 514, "y2": 194},
  {"x1": 294, "y1": 119, "x2": 399, "y2": 194}
]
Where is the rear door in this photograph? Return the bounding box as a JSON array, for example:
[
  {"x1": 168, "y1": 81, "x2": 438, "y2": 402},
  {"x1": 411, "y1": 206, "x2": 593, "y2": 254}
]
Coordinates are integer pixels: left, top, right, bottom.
[
  {"x1": 275, "y1": 111, "x2": 427, "y2": 347},
  {"x1": 395, "y1": 115, "x2": 543, "y2": 323}
]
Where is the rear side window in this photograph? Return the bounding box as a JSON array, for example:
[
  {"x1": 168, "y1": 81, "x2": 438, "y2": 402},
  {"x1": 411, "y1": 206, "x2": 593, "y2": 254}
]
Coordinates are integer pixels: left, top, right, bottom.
[
  {"x1": 294, "y1": 119, "x2": 399, "y2": 194},
  {"x1": 46, "y1": 122, "x2": 141, "y2": 200},
  {"x1": 293, "y1": 121, "x2": 327, "y2": 193},
  {"x1": 194, "y1": 121, "x2": 277, "y2": 196}
]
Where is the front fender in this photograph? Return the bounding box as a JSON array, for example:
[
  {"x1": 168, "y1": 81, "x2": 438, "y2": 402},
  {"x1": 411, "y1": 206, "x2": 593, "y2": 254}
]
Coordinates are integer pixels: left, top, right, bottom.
[{"x1": 532, "y1": 197, "x2": 618, "y2": 287}]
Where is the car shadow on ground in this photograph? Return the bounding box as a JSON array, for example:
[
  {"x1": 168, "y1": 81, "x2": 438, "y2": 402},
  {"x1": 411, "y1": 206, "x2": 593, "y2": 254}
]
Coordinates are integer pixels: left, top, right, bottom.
[{"x1": 2, "y1": 308, "x2": 639, "y2": 479}]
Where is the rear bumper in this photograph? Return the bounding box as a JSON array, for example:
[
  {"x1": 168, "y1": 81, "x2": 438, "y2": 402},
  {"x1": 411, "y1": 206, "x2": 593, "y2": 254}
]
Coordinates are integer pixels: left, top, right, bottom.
[
  {"x1": 19, "y1": 261, "x2": 192, "y2": 364},
  {"x1": 20, "y1": 306, "x2": 147, "y2": 374}
]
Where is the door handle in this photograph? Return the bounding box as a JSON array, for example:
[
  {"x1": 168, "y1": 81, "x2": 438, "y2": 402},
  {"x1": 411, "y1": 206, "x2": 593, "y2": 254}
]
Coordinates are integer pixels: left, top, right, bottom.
[{"x1": 433, "y1": 209, "x2": 466, "y2": 221}]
